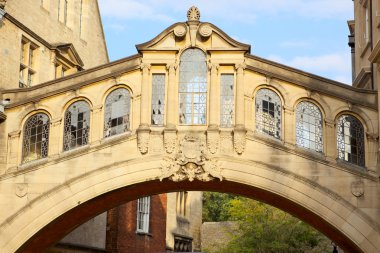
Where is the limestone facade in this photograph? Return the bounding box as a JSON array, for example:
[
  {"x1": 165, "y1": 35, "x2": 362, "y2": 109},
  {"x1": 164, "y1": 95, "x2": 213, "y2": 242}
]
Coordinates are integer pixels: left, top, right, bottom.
[
  {"x1": 0, "y1": 0, "x2": 108, "y2": 90},
  {"x1": 0, "y1": 4, "x2": 379, "y2": 253}
]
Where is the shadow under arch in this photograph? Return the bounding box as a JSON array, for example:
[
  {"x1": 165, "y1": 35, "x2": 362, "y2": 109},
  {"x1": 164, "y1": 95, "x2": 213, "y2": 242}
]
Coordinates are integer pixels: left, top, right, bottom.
[{"x1": 16, "y1": 177, "x2": 367, "y2": 253}]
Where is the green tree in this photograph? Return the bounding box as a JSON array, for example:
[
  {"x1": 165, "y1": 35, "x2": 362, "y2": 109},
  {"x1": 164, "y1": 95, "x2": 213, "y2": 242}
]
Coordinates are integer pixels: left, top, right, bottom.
[
  {"x1": 221, "y1": 198, "x2": 330, "y2": 253},
  {"x1": 202, "y1": 192, "x2": 235, "y2": 222},
  {"x1": 202, "y1": 193, "x2": 331, "y2": 253}
]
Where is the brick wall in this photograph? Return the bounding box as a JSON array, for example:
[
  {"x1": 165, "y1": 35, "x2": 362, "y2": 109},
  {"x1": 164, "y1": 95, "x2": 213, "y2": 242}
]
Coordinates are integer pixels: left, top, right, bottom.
[{"x1": 106, "y1": 194, "x2": 167, "y2": 253}]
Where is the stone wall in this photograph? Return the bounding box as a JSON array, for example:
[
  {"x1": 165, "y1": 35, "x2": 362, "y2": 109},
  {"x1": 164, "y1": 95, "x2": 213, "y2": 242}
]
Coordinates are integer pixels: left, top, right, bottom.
[{"x1": 201, "y1": 222, "x2": 239, "y2": 252}]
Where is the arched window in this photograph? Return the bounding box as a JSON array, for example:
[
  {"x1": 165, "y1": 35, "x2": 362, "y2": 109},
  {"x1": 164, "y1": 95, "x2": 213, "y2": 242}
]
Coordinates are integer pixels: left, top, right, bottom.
[
  {"x1": 104, "y1": 88, "x2": 131, "y2": 137},
  {"x1": 179, "y1": 48, "x2": 207, "y2": 125},
  {"x1": 22, "y1": 113, "x2": 50, "y2": 163},
  {"x1": 63, "y1": 101, "x2": 90, "y2": 151},
  {"x1": 337, "y1": 115, "x2": 365, "y2": 166},
  {"x1": 296, "y1": 101, "x2": 323, "y2": 152},
  {"x1": 255, "y1": 88, "x2": 281, "y2": 139}
]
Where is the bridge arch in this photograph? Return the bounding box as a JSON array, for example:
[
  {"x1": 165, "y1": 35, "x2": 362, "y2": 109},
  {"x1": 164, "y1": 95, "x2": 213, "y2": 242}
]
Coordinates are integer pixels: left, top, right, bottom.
[{"x1": 1, "y1": 156, "x2": 378, "y2": 253}]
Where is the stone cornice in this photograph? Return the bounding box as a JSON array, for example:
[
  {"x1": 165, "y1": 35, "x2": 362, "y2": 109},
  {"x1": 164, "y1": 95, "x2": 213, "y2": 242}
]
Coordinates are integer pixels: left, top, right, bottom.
[
  {"x1": 2, "y1": 55, "x2": 141, "y2": 108},
  {"x1": 245, "y1": 54, "x2": 377, "y2": 110}
]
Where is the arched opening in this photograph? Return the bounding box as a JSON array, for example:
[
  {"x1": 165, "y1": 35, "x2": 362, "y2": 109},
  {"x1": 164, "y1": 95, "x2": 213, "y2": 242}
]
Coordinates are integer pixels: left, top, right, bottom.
[{"x1": 18, "y1": 179, "x2": 363, "y2": 253}]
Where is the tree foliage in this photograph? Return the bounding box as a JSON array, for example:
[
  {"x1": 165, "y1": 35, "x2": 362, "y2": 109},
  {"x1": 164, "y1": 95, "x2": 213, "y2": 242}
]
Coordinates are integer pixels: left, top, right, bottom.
[{"x1": 203, "y1": 192, "x2": 331, "y2": 253}]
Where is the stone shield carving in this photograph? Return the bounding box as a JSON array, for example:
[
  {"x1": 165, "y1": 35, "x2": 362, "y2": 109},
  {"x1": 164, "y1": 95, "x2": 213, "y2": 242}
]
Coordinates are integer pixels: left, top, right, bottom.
[
  {"x1": 15, "y1": 183, "x2": 27, "y2": 198},
  {"x1": 160, "y1": 134, "x2": 222, "y2": 182},
  {"x1": 351, "y1": 180, "x2": 364, "y2": 197}
]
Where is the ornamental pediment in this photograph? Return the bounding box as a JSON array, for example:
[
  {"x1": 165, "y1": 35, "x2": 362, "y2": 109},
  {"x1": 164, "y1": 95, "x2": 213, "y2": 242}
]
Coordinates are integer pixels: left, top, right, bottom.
[
  {"x1": 136, "y1": 7, "x2": 251, "y2": 53},
  {"x1": 52, "y1": 43, "x2": 84, "y2": 68}
]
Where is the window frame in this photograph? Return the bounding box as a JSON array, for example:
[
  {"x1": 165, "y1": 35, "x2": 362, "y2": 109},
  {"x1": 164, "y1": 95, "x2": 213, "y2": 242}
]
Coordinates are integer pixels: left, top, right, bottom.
[
  {"x1": 178, "y1": 48, "x2": 208, "y2": 126},
  {"x1": 136, "y1": 196, "x2": 151, "y2": 233},
  {"x1": 103, "y1": 87, "x2": 132, "y2": 138},
  {"x1": 255, "y1": 88, "x2": 282, "y2": 140},
  {"x1": 63, "y1": 100, "x2": 91, "y2": 152},
  {"x1": 220, "y1": 73, "x2": 235, "y2": 128},
  {"x1": 336, "y1": 114, "x2": 366, "y2": 167},
  {"x1": 22, "y1": 113, "x2": 50, "y2": 163},
  {"x1": 295, "y1": 101, "x2": 324, "y2": 153},
  {"x1": 151, "y1": 73, "x2": 166, "y2": 126}
]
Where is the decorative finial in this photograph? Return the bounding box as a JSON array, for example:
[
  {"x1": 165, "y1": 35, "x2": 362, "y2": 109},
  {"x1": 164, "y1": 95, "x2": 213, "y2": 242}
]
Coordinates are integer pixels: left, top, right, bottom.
[{"x1": 187, "y1": 6, "x2": 200, "y2": 21}]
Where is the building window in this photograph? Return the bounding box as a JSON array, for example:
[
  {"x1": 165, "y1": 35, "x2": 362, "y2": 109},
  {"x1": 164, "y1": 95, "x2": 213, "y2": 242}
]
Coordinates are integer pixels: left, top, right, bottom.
[
  {"x1": 220, "y1": 74, "x2": 234, "y2": 127},
  {"x1": 22, "y1": 113, "x2": 50, "y2": 163},
  {"x1": 19, "y1": 38, "x2": 37, "y2": 87},
  {"x1": 255, "y1": 88, "x2": 281, "y2": 139},
  {"x1": 179, "y1": 48, "x2": 207, "y2": 125},
  {"x1": 104, "y1": 88, "x2": 131, "y2": 137},
  {"x1": 137, "y1": 196, "x2": 150, "y2": 233},
  {"x1": 79, "y1": 0, "x2": 84, "y2": 36},
  {"x1": 296, "y1": 101, "x2": 323, "y2": 152},
  {"x1": 151, "y1": 74, "x2": 165, "y2": 126},
  {"x1": 58, "y1": 0, "x2": 68, "y2": 24},
  {"x1": 365, "y1": 4, "x2": 370, "y2": 43},
  {"x1": 176, "y1": 191, "x2": 188, "y2": 217},
  {"x1": 174, "y1": 236, "x2": 193, "y2": 252},
  {"x1": 337, "y1": 115, "x2": 365, "y2": 167},
  {"x1": 63, "y1": 101, "x2": 90, "y2": 151},
  {"x1": 64, "y1": 0, "x2": 68, "y2": 24}
]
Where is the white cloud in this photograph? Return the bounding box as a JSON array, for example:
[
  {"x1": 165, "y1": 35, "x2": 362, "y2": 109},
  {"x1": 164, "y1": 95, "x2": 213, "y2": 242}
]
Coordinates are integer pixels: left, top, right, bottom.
[{"x1": 267, "y1": 53, "x2": 352, "y2": 84}]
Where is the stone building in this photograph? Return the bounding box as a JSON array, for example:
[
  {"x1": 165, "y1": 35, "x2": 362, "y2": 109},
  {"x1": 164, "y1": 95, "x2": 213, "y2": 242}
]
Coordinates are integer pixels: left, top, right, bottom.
[
  {"x1": 0, "y1": 2, "x2": 380, "y2": 253},
  {"x1": 0, "y1": 1, "x2": 202, "y2": 252}
]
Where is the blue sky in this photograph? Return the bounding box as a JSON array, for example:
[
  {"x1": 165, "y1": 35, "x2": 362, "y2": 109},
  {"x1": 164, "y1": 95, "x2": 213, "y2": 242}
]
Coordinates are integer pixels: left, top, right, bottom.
[{"x1": 98, "y1": 0, "x2": 353, "y2": 84}]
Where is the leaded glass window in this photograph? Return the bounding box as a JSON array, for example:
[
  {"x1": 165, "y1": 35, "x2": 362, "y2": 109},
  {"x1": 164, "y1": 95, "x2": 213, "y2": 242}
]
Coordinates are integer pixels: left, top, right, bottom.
[
  {"x1": 63, "y1": 101, "x2": 90, "y2": 151},
  {"x1": 151, "y1": 74, "x2": 165, "y2": 125},
  {"x1": 22, "y1": 113, "x2": 50, "y2": 163},
  {"x1": 137, "y1": 196, "x2": 150, "y2": 233},
  {"x1": 220, "y1": 74, "x2": 234, "y2": 127},
  {"x1": 179, "y1": 48, "x2": 207, "y2": 125},
  {"x1": 296, "y1": 101, "x2": 323, "y2": 152},
  {"x1": 104, "y1": 88, "x2": 131, "y2": 137},
  {"x1": 337, "y1": 115, "x2": 365, "y2": 166},
  {"x1": 255, "y1": 89, "x2": 281, "y2": 139}
]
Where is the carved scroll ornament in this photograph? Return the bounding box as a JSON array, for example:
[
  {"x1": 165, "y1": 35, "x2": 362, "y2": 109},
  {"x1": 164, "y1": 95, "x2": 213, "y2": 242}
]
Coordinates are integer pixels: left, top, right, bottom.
[{"x1": 160, "y1": 134, "x2": 223, "y2": 182}]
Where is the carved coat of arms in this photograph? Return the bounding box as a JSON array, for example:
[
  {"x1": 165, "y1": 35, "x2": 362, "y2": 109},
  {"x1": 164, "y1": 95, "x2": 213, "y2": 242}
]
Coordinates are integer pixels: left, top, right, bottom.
[{"x1": 160, "y1": 134, "x2": 222, "y2": 182}]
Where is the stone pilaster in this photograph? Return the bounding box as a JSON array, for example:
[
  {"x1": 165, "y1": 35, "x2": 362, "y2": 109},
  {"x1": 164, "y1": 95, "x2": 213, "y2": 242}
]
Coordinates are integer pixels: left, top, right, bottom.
[
  {"x1": 324, "y1": 119, "x2": 336, "y2": 161},
  {"x1": 139, "y1": 62, "x2": 151, "y2": 128},
  {"x1": 48, "y1": 118, "x2": 62, "y2": 157},
  {"x1": 137, "y1": 63, "x2": 151, "y2": 154},
  {"x1": 234, "y1": 63, "x2": 246, "y2": 127},
  {"x1": 7, "y1": 130, "x2": 20, "y2": 168},
  {"x1": 233, "y1": 63, "x2": 246, "y2": 154},
  {"x1": 90, "y1": 104, "x2": 103, "y2": 144},
  {"x1": 166, "y1": 63, "x2": 178, "y2": 129},
  {"x1": 208, "y1": 63, "x2": 219, "y2": 128},
  {"x1": 283, "y1": 105, "x2": 295, "y2": 147}
]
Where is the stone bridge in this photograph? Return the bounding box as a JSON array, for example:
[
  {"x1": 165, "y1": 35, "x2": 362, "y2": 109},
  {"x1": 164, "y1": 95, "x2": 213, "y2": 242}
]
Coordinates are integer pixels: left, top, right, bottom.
[{"x1": 0, "y1": 7, "x2": 380, "y2": 253}]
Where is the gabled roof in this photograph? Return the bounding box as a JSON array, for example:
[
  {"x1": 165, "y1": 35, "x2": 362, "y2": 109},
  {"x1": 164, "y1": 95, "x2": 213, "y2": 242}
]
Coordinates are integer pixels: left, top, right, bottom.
[
  {"x1": 136, "y1": 21, "x2": 251, "y2": 53},
  {"x1": 51, "y1": 43, "x2": 84, "y2": 68}
]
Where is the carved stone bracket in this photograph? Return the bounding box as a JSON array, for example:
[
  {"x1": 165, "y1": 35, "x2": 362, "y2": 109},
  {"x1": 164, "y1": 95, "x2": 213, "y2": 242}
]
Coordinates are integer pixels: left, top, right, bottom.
[
  {"x1": 160, "y1": 134, "x2": 223, "y2": 182},
  {"x1": 164, "y1": 128, "x2": 177, "y2": 154},
  {"x1": 137, "y1": 125, "x2": 150, "y2": 154},
  {"x1": 233, "y1": 127, "x2": 247, "y2": 154},
  {"x1": 207, "y1": 128, "x2": 219, "y2": 154}
]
